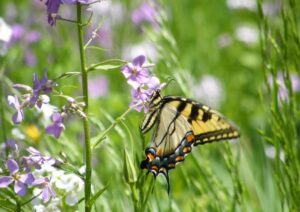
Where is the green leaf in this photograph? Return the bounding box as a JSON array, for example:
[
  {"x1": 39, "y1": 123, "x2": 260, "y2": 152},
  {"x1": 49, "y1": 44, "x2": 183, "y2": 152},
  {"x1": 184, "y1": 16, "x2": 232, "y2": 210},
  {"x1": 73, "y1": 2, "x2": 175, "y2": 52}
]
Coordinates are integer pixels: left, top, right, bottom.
[
  {"x1": 85, "y1": 45, "x2": 106, "y2": 52},
  {"x1": 87, "y1": 184, "x2": 109, "y2": 208},
  {"x1": 53, "y1": 72, "x2": 81, "y2": 81},
  {"x1": 87, "y1": 59, "x2": 127, "y2": 72},
  {"x1": 0, "y1": 199, "x2": 15, "y2": 211}
]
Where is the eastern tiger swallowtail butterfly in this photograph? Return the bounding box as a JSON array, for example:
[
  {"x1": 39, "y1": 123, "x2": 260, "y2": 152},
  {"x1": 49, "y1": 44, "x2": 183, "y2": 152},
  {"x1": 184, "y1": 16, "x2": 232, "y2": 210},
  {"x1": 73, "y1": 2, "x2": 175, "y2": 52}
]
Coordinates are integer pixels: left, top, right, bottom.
[{"x1": 140, "y1": 89, "x2": 240, "y2": 192}]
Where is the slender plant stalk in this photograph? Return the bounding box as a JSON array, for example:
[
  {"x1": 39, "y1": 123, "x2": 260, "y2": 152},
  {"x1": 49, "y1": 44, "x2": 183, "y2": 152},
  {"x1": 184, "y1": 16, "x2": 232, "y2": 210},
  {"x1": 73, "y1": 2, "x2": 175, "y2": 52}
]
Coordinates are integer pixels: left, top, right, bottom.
[
  {"x1": 76, "y1": 3, "x2": 92, "y2": 212},
  {"x1": 15, "y1": 196, "x2": 21, "y2": 212}
]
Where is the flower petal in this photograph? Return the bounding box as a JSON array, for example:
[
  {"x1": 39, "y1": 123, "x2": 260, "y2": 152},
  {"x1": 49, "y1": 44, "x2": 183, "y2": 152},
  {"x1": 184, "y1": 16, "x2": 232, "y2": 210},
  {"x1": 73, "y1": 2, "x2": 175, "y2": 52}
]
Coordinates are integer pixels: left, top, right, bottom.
[
  {"x1": 7, "y1": 95, "x2": 18, "y2": 108},
  {"x1": 52, "y1": 112, "x2": 63, "y2": 123},
  {"x1": 127, "y1": 79, "x2": 142, "y2": 90},
  {"x1": 6, "y1": 159, "x2": 19, "y2": 174},
  {"x1": 12, "y1": 110, "x2": 24, "y2": 124},
  {"x1": 147, "y1": 76, "x2": 160, "y2": 90},
  {"x1": 46, "y1": 124, "x2": 63, "y2": 139},
  {"x1": 121, "y1": 64, "x2": 134, "y2": 79},
  {"x1": 19, "y1": 173, "x2": 35, "y2": 185},
  {"x1": 132, "y1": 55, "x2": 145, "y2": 67},
  {"x1": 42, "y1": 186, "x2": 51, "y2": 203},
  {"x1": 27, "y1": 147, "x2": 40, "y2": 155},
  {"x1": 0, "y1": 176, "x2": 14, "y2": 187},
  {"x1": 14, "y1": 181, "x2": 27, "y2": 196}
]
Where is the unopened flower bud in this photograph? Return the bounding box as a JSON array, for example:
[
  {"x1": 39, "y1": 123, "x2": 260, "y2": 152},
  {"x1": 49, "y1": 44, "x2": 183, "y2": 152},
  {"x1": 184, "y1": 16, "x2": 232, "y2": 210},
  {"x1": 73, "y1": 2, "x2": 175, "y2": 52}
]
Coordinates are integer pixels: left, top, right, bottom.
[
  {"x1": 13, "y1": 84, "x2": 33, "y2": 92},
  {"x1": 123, "y1": 149, "x2": 137, "y2": 185}
]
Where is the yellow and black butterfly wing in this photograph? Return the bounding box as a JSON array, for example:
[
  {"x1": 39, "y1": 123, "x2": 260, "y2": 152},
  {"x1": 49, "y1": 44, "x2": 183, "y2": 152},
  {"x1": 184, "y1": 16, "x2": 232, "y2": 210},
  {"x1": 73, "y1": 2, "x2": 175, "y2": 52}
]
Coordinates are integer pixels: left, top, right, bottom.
[{"x1": 163, "y1": 97, "x2": 240, "y2": 145}]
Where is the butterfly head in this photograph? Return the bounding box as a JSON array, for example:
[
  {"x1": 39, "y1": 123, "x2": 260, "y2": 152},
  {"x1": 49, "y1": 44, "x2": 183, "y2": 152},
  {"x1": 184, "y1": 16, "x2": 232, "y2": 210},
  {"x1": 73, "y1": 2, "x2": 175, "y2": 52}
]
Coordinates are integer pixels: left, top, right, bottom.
[{"x1": 147, "y1": 89, "x2": 163, "y2": 110}]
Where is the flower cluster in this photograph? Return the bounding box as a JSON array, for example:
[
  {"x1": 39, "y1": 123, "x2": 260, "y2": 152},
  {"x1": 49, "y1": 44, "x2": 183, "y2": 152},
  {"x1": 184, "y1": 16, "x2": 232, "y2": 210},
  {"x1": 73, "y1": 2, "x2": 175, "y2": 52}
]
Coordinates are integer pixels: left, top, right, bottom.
[
  {"x1": 8, "y1": 70, "x2": 55, "y2": 124},
  {"x1": 0, "y1": 143, "x2": 56, "y2": 203},
  {"x1": 121, "y1": 55, "x2": 164, "y2": 112},
  {"x1": 31, "y1": 163, "x2": 84, "y2": 208}
]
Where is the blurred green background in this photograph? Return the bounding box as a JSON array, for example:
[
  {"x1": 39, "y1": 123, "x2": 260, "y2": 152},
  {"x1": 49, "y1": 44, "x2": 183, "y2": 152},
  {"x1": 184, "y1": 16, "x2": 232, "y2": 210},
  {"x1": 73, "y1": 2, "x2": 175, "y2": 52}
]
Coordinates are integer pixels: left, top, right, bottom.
[{"x1": 0, "y1": 0, "x2": 299, "y2": 211}]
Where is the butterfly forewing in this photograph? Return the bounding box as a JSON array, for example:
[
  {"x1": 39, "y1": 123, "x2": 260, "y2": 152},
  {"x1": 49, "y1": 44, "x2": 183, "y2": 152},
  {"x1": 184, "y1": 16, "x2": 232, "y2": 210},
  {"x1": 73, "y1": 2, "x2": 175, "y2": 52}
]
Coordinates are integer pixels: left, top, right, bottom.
[
  {"x1": 150, "y1": 103, "x2": 192, "y2": 157},
  {"x1": 163, "y1": 97, "x2": 240, "y2": 145}
]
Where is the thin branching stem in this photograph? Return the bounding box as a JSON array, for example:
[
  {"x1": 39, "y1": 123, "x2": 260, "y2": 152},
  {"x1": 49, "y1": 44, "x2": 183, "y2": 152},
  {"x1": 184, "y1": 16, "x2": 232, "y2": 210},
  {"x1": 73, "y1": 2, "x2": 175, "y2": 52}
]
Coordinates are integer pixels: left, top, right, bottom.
[{"x1": 77, "y1": 3, "x2": 92, "y2": 212}]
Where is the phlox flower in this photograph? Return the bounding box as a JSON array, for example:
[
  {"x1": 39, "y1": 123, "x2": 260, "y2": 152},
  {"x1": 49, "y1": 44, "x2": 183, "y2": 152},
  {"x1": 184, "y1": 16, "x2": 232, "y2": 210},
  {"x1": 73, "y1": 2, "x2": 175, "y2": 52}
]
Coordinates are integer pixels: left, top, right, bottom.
[
  {"x1": 122, "y1": 55, "x2": 150, "y2": 89},
  {"x1": 122, "y1": 55, "x2": 164, "y2": 113},
  {"x1": 0, "y1": 159, "x2": 34, "y2": 196},
  {"x1": 32, "y1": 177, "x2": 56, "y2": 203},
  {"x1": 22, "y1": 147, "x2": 56, "y2": 171},
  {"x1": 30, "y1": 70, "x2": 53, "y2": 107}
]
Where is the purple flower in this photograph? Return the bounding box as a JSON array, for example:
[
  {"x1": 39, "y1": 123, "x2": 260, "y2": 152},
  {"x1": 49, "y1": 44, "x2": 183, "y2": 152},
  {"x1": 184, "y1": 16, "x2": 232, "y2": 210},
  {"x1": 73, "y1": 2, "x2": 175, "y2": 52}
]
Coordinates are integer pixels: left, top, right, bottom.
[
  {"x1": 122, "y1": 55, "x2": 165, "y2": 112},
  {"x1": 88, "y1": 76, "x2": 108, "y2": 98},
  {"x1": 129, "y1": 77, "x2": 162, "y2": 112},
  {"x1": 129, "y1": 88, "x2": 151, "y2": 112},
  {"x1": 6, "y1": 139, "x2": 18, "y2": 150},
  {"x1": 30, "y1": 70, "x2": 53, "y2": 108},
  {"x1": 42, "y1": 0, "x2": 90, "y2": 25},
  {"x1": 22, "y1": 147, "x2": 56, "y2": 170},
  {"x1": 44, "y1": 0, "x2": 61, "y2": 26},
  {"x1": 131, "y1": 2, "x2": 159, "y2": 28},
  {"x1": 121, "y1": 55, "x2": 150, "y2": 89},
  {"x1": 0, "y1": 159, "x2": 34, "y2": 197},
  {"x1": 45, "y1": 113, "x2": 65, "y2": 138},
  {"x1": 7, "y1": 95, "x2": 24, "y2": 124},
  {"x1": 32, "y1": 177, "x2": 56, "y2": 203}
]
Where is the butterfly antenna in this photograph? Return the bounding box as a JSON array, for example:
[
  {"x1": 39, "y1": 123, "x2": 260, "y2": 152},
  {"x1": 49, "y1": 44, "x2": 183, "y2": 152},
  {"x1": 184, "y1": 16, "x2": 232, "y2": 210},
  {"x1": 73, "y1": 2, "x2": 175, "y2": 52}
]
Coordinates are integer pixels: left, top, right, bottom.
[{"x1": 165, "y1": 77, "x2": 175, "y2": 88}]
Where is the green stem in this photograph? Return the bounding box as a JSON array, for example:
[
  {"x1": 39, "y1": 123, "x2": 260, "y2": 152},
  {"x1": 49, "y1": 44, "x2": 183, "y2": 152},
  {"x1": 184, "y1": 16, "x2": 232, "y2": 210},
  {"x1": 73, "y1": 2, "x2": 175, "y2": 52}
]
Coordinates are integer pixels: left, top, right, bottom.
[
  {"x1": 15, "y1": 197, "x2": 21, "y2": 212},
  {"x1": 130, "y1": 184, "x2": 139, "y2": 212},
  {"x1": 77, "y1": 3, "x2": 92, "y2": 212}
]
